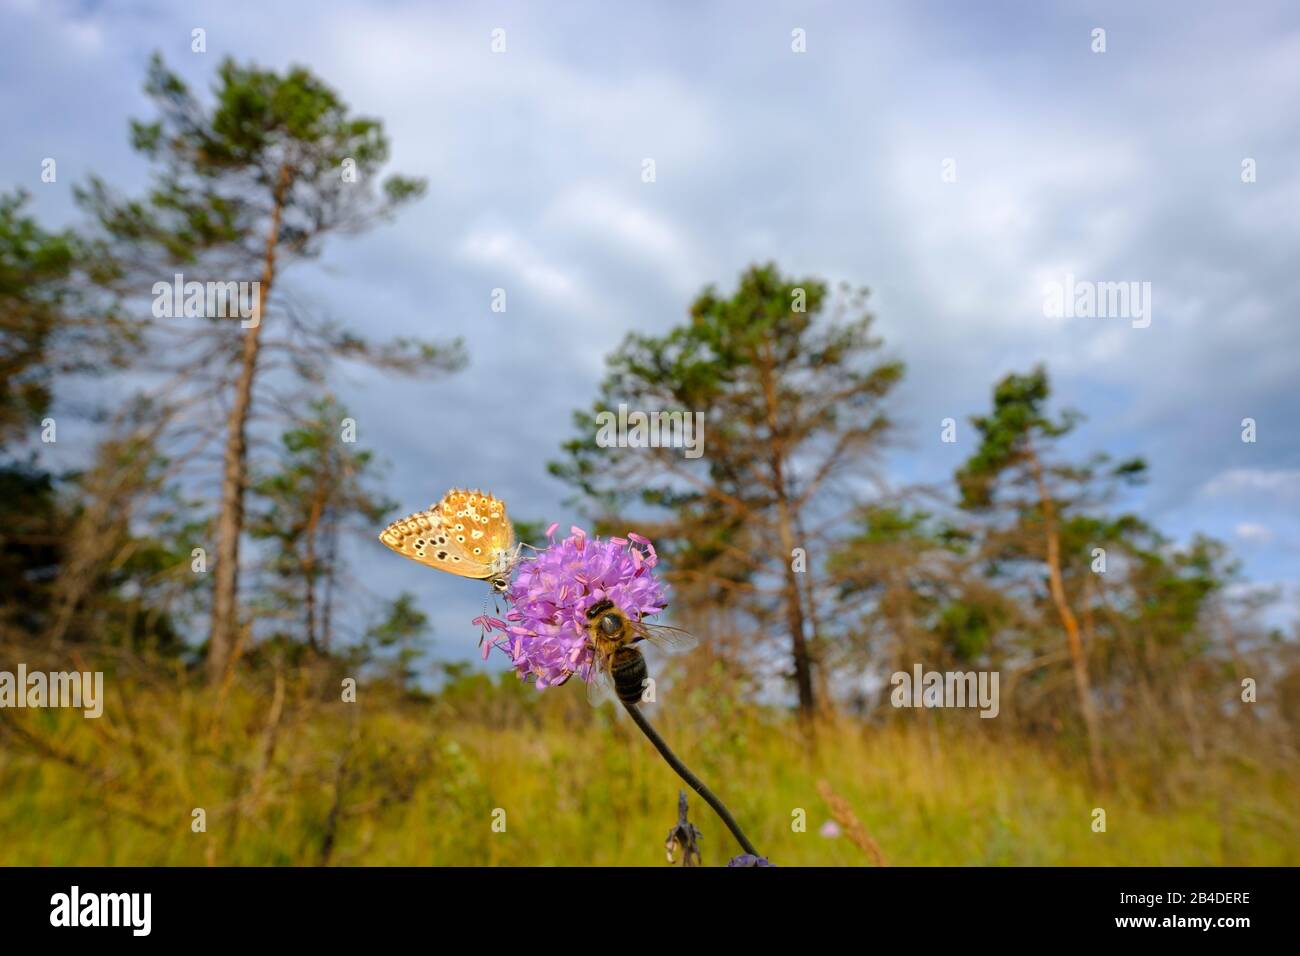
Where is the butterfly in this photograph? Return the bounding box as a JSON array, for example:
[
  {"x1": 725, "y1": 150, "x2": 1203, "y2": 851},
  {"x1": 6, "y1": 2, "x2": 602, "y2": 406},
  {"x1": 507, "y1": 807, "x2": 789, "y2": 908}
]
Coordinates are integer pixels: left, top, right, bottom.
[{"x1": 378, "y1": 488, "x2": 521, "y2": 592}]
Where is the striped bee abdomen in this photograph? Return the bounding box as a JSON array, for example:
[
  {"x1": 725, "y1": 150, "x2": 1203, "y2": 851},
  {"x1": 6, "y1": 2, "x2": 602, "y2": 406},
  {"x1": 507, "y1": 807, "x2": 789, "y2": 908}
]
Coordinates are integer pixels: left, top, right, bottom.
[{"x1": 611, "y1": 646, "x2": 648, "y2": 705}]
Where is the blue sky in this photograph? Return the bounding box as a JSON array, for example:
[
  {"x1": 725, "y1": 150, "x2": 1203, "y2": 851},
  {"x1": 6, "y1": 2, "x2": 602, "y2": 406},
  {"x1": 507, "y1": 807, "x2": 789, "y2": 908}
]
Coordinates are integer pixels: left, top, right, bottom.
[{"x1": 3, "y1": 0, "x2": 1298, "y2": 662}]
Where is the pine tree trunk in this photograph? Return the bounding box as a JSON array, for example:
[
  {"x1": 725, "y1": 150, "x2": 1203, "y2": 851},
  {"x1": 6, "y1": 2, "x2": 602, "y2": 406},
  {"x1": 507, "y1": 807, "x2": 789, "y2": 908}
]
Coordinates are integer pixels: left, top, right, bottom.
[
  {"x1": 794, "y1": 514, "x2": 832, "y2": 719},
  {"x1": 302, "y1": 475, "x2": 327, "y2": 653},
  {"x1": 757, "y1": 344, "x2": 816, "y2": 719},
  {"x1": 321, "y1": 513, "x2": 338, "y2": 652},
  {"x1": 207, "y1": 165, "x2": 291, "y2": 685},
  {"x1": 1028, "y1": 448, "x2": 1107, "y2": 785},
  {"x1": 778, "y1": 513, "x2": 816, "y2": 717}
]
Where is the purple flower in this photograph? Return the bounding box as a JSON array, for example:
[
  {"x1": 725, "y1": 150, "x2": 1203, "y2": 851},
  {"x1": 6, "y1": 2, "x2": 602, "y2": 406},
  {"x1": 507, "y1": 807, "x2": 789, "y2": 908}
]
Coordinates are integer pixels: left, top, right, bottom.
[
  {"x1": 726, "y1": 854, "x2": 775, "y2": 867},
  {"x1": 479, "y1": 525, "x2": 668, "y2": 689}
]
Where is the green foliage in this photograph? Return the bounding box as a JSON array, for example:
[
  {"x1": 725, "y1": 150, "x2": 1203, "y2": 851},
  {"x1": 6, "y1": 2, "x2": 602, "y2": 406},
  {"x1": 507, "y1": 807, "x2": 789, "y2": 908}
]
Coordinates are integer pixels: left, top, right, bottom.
[
  {"x1": 357, "y1": 593, "x2": 430, "y2": 691},
  {"x1": 936, "y1": 601, "x2": 998, "y2": 662},
  {"x1": 77, "y1": 53, "x2": 463, "y2": 375},
  {"x1": 0, "y1": 463, "x2": 61, "y2": 635},
  {"x1": 958, "y1": 366, "x2": 1064, "y2": 508},
  {"x1": 552, "y1": 263, "x2": 903, "y2": 513},
  {"x1": 0, "y1": 191, "x2": 133, "y2": 445},
  {"x1": 365, "y1": 593, "x2": 428, "y2": 649},
  {"x1": 957, "y1": 365, "x2": 1145, "y2": 511},
  {"x1": 0, "y1": 191, "x2": 73, "y2": 440},
  {"x1": 90, "y1": 53, "x2": 426, "y2": 263}
]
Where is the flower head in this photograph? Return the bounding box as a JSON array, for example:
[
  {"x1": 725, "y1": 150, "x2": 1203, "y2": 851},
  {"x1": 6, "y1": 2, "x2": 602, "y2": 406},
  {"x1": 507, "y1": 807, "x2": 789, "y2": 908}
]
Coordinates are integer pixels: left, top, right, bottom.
[
  {"x1": 480, "y1": 526, "x2": 667, "y2": 688},
  {"x1": 726, "y1": 854, "x2": 775, "y2": 867}
]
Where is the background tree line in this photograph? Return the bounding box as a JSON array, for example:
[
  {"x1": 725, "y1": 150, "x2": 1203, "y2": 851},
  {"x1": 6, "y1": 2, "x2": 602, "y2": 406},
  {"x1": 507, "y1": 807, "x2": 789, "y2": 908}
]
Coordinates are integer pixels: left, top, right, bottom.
[{"x1": 549, "y1": 263, "x2": 1297, "y2": 784}]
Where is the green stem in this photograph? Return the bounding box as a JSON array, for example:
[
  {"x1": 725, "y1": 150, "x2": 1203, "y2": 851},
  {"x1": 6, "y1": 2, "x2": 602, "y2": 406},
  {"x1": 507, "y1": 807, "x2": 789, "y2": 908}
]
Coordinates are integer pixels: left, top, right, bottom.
[{"x1": 622, "y1": 701, "x2": 760, "y2": 858}]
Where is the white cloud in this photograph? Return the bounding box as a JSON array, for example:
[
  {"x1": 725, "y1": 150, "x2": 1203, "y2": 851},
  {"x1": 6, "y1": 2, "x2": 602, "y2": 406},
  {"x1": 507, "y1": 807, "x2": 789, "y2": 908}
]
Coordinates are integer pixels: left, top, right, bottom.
[
  {"x1": 1202, "y1": 469, "x2": 1300, "y2": 501},
  {"x1": 544, "y1": 184, "x2": 703, "y2": 294},
  {"x1": 458, "y1": 229, "x2": 583, "y2": 301},
  {"x1": 1234, "y1": 522, "x2": 1275, "y2": 544}
]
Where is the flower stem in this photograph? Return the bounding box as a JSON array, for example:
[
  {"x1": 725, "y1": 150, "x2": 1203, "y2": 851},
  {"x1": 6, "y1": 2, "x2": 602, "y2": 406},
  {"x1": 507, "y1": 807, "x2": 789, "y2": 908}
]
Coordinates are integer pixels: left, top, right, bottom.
[{"x1": 622, "y1": 701, "x2": 760, "y2": 858}]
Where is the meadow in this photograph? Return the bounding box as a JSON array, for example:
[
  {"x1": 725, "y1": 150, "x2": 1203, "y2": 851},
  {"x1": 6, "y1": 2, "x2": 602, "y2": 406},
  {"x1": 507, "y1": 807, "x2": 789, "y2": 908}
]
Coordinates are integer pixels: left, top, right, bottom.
[{"x1": 2, "y1": 661, "x2": 1293, "y2": 867}]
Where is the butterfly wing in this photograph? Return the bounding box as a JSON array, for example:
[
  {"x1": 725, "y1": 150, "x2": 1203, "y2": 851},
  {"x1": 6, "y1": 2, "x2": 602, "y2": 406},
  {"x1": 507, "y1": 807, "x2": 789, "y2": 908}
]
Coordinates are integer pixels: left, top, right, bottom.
[
  {"x1": 379, "y1": 488, "x2": 518, "y2": 581},
  {"x1": 378, "y1": 508, "x2": 498, "y2": 580},
  {"x1": 434, "y1": 489, "x2": 516, "y2": 568}
]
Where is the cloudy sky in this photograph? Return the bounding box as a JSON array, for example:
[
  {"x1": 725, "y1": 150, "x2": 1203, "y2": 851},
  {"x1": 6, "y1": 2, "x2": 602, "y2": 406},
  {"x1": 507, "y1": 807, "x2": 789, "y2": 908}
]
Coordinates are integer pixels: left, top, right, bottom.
[{"x1": 4, "y1": 0, "x2": 1298, "y2": 661}]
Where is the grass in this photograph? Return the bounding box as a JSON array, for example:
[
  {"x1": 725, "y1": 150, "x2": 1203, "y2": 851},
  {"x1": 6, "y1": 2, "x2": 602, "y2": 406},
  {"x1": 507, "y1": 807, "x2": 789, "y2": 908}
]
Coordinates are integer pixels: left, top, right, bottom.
[{"x1": 0, "y1": 669, "x2": 1295, "y2": 866}]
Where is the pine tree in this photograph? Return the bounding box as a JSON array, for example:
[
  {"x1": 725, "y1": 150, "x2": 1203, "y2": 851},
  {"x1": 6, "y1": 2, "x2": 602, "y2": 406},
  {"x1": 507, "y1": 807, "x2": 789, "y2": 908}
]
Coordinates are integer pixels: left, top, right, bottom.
[
  {"x1": 552, "y1": 263, "x2": 903, "y2": 718},
  {"x1": 956, "y1": 366, "x2": 1145, "y2": 783},
  {"x1": 78, "y1": 55, "x2": 465, "y2": 683}
]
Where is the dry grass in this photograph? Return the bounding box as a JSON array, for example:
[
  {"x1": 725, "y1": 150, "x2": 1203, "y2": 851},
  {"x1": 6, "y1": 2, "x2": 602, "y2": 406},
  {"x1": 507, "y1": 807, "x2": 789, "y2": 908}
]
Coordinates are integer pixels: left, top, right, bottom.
[{"x1": 0, "y1": 668, "x2": 1296, "y2": 866}]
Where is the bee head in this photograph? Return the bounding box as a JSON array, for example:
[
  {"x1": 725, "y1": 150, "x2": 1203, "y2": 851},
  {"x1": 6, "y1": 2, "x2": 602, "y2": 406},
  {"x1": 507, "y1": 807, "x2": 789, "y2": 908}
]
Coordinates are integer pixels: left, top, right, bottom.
[
  {"x1": 584, "y1": 599, "x2": 615, "y2": 621},
  {"x1": 585, "y1": 599, "x2": 622, "y2": 637}
]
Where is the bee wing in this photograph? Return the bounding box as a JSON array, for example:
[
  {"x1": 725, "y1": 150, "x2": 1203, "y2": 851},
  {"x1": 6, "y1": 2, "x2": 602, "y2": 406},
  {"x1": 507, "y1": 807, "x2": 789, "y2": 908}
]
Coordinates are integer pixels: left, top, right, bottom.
[
  {"x1": 629, "y1": 620, "x2": 697, "y2": 655},
  {"x1": 586, "y1": 652, "x2": 616, "y2": 707}
]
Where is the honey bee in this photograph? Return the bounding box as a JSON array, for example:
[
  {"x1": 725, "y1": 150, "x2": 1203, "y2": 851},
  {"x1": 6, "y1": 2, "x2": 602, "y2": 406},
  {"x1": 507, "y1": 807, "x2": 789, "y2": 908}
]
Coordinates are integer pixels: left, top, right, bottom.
[{"x1": 583, "y1": 599, "x2": 697, "y2": 706}]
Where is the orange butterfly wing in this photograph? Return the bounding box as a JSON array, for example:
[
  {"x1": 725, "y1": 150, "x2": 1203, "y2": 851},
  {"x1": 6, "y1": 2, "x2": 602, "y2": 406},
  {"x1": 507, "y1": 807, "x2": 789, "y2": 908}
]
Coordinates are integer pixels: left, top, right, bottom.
[{"x1": 378, "y1": 488, "x2": 516, "y2": 581}]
